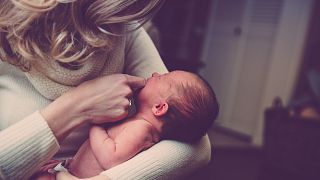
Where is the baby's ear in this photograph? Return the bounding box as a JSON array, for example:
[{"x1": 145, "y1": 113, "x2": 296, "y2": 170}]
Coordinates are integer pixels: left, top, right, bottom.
[{"x1": 152, "y1": 101, "x2": 169, "y2": 117}]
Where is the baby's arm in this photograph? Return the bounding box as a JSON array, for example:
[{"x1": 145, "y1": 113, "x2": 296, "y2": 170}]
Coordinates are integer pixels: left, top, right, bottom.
[{"x1": 89, "y1": 124, "x2": 153, "y2": 170}]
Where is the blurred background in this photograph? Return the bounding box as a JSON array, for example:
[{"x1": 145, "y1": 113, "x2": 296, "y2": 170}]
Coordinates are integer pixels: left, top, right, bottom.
[{"x1": 147, "y1": 0, "x2": 320, "y2": 179}]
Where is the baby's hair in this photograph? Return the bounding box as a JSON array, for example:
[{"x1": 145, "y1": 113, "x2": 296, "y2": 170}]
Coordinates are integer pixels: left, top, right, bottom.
[
  {"x1": 0, "y1": 0, "x2": 164, "y2": 71},
  {"x1": 161, "y1": 73, "x2": 219, "y2": 142}
]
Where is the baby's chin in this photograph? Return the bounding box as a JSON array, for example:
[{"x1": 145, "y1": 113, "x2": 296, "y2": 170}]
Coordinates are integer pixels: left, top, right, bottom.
[{"x1": 134, "y1": 77, "x2": 150, "y2": 97}]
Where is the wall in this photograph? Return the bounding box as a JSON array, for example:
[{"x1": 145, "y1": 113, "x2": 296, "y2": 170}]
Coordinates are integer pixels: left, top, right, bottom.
[{"x1": 200, "y1": 0, "x2": 314, "y2": 145}]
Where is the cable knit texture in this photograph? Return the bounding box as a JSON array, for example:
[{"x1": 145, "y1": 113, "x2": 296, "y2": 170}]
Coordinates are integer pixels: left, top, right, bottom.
[
  {"x1": 25, "y1": 34, "x2": 125, "y2": 100},
  {"x1": 0, "y1": 27, "x2": 211, "y2": 180},
  {"x1": 0, "y1": 111, "x2": 59, "y2": 180}
]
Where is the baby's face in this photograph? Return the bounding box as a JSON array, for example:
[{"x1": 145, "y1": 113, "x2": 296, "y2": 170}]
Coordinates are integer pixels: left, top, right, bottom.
[{"x1": 137, "y1": 71, "x2": 192, "y2": 106}]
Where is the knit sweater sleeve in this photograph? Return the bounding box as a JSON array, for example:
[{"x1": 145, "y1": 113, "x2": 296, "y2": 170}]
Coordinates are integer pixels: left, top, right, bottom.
[
  {"x1": 101, "y1": 135, "x2": 211, "y2": 180},
  {"x1": 0, "y1": 111, "x2": 60, "y2": 180}
]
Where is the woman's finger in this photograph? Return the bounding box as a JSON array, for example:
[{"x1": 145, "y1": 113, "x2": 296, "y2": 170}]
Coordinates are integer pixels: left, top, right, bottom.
[{"x1": 124, "y1": 74, "x2": 146, "y2": 89}]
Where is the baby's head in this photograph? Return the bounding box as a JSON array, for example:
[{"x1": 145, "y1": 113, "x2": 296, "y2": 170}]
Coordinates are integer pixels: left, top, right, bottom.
[{"x1": 137, "y1": 70, "x2": 219, "y2": 142}]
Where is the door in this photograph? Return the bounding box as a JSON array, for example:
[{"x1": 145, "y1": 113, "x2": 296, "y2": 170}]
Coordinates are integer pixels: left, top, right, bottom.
[{"x1": 201, "y1": 0, "x2": 285, "y2": 137}]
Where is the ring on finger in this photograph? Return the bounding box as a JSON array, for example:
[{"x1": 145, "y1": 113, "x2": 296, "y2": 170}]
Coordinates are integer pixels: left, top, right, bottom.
[{"x1": 128, "y1": 98, "x2": 132, "y2": 107}]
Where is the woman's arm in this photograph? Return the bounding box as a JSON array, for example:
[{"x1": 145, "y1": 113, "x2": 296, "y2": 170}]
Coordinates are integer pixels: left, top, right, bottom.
[
  {"x1": 41, "y1": 74, "x2": 146, "y2": 142},
  {"x1": 0, "y1": 63, "x2": 145, "y2": 180},
  {"x1": 101, "y1": 135, "x2": 212, "y2": 180},
  {"x1": 0, "y1": 111, "x2": 60, "y2": 180},
  {"x1": 0, "y1": 63, "x2": 60, "y2": 180}
]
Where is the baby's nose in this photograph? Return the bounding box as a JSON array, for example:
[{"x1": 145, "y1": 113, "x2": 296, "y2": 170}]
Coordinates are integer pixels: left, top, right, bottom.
[{"x1": 152, "y1": 72, "x2": 160, "y2": 77}]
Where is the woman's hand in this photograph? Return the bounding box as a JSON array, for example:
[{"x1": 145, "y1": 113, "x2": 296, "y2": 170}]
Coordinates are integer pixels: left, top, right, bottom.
[
  {"x1": 67, "y1": 74, "x2": 146, "y2": 123},
  {"x1": 40, "y1": 74, "x2": 146, "y2": 142}
]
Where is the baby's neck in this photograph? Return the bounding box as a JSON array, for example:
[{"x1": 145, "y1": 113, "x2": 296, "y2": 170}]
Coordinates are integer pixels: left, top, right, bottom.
[{"x1": 132, "y1": 112, "x2": 163, "y2": 135}]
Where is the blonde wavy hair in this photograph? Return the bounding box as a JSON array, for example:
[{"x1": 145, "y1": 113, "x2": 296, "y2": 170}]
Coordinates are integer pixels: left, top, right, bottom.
[{"x1": 0, "y1": 0, "x2": 163, "y2": 71}]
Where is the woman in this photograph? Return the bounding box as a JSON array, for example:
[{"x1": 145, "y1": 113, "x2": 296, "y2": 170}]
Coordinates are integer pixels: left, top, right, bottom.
[{"x1": 0, "y1": 0, "x2": 211, "y2": 179}]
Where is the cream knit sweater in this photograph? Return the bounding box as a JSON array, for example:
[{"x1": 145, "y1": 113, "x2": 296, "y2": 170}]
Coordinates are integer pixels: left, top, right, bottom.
[{"x1": 0, "y1": 27, "x2": 211, "y2": 180}]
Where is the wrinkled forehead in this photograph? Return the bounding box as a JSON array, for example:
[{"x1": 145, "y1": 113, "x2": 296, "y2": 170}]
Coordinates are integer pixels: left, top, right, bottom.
[
  {"x1": 168, "y1": 71, "x2": 199, "y2": 93},
  {"x1": 169, "y1": 71, "x2": 198, "y2": 84}
]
